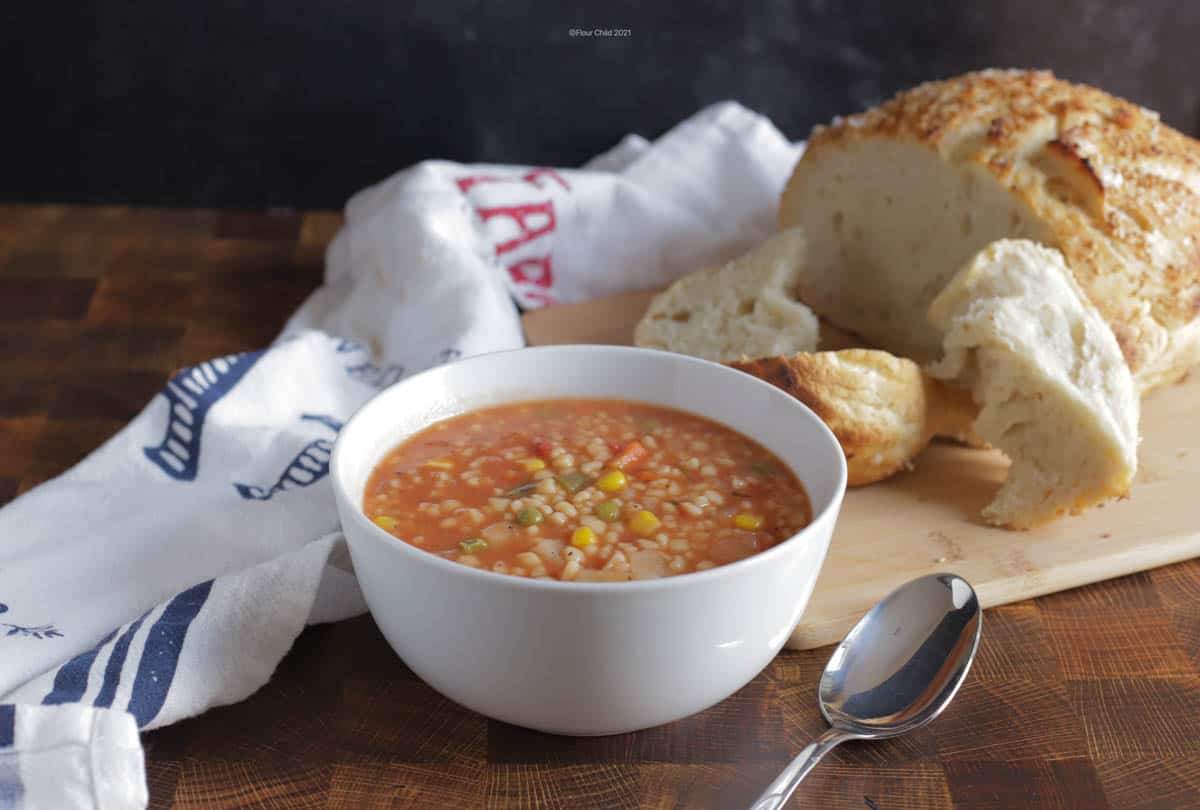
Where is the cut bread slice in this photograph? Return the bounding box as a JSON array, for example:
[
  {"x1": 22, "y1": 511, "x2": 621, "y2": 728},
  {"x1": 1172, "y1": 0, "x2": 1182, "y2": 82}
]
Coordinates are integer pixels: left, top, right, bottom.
[
  {"x1": 634, "y1": 228, "x2": 819, "y2": 363},
  {"x1": 928, "y1": 239, "x2": 1140, "y2": 529},
  {"x1": 732, "y1": 349, "x2": 977, "y2": 486}
]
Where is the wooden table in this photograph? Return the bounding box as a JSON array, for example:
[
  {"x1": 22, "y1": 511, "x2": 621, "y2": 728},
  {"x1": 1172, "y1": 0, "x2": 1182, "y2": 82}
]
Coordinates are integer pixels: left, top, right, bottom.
[{"x1": 3, "y1": 204, "x2": 1199, "y2": 809}]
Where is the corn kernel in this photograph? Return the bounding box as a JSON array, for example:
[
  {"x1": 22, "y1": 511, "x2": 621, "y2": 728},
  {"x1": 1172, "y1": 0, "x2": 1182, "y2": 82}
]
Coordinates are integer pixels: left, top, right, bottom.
[
  {"x1": 629, "y1": 510, "x2": 661, "y2": 537},
  {"x1": 734, "y1": 513, "x2": 763, "y2": 531},
  {"x1": 596, "y1": 470, "x2": 628, "y2": 493},
  {"x1": 424, "y1": 457, "x2": 455, "y2": 470},
  {"x1": 571, "y1": 526, "x2": 596, "y2": 548},
  {"x1": 519, "y1": 458, "x2": 546, "y2": 472},
  {"x1": 372, "y1": 516, "x2": 399, "y2": 531}
]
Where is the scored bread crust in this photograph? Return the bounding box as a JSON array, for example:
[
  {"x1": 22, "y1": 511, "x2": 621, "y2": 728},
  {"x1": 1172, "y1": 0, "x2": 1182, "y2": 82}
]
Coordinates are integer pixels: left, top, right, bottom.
[
  {"x1": 731, "y1": 349, "x2": 977, "y2": 486},
  {"x1": 782, "y1": 69, "x2": 1200, "y2": 393}
]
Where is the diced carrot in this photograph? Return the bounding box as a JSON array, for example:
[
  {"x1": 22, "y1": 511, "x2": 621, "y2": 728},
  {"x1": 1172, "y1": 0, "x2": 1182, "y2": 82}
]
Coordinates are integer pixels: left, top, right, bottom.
[
  {"x1": 637, "y1": 470, "x2": 657, "y2": 482},
  {"x1": 612, "y1": 440, "x2": 649, "y2": 470}
]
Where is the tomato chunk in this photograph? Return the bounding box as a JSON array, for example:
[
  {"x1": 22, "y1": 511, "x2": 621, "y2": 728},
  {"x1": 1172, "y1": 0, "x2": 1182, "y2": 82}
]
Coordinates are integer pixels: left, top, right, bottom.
[{"x1": 611, "y1": 440, "x2": 649, "y2": 470}]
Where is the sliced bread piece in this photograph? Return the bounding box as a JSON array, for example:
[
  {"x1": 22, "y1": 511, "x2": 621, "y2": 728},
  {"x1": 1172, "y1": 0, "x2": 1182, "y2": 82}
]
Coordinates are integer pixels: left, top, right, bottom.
[
  {"x1": 732, "y1": 349, "x2": 977, "y2": 486},
  {"x1": 928, "y1": 239, "x2": 1140, "y2": 528},
  {"x1": 633, "y1": 228, "x2": 819, "y2": 363}
]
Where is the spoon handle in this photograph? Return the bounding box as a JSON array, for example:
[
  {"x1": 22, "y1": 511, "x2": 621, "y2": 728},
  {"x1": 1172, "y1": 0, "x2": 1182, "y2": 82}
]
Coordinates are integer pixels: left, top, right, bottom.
[{"x1": 748, "y1": 727, "x2": 852, "y2": 810}]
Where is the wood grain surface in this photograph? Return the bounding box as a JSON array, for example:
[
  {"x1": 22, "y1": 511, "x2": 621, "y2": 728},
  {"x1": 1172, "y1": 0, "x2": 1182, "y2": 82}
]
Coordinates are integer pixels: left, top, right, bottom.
[{"x1": 3, "y1": 205, "x2": 1199, "y2": 809}]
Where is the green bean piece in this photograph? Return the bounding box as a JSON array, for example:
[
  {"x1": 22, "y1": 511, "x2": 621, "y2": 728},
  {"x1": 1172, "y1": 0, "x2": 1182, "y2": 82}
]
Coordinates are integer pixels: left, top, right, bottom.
[
  {"x1": 516, "y1": 506, "x2": 544, "y2": 526},
  {"x1": 594, "y1": 500, "x2": 621, "y2": 522},
  {"x1": 555, "y1": 470, "x2": 592, "y2": 493},
  {"x1": 459, "y1": 538, "x2": 488, "y2": 554},
  {"x1": 504, "y1": 482, "x2": 537, "y2": 498}
]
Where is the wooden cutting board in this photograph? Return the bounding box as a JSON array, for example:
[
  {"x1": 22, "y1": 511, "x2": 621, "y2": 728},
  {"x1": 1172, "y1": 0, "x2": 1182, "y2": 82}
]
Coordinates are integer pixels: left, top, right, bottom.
[{"x1": 522, "y1": 290, "x2": 1200, "y2": 650}]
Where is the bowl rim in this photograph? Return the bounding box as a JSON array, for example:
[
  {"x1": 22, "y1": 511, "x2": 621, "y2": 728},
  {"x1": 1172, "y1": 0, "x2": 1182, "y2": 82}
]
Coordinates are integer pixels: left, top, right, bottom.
[{"x1": 331, "y1": 344, "x2": 847, "y2": 594}]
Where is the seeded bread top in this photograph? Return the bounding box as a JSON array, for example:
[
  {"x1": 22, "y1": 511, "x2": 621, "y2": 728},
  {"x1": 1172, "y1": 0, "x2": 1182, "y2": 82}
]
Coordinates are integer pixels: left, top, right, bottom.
[{"x1": 784, "y1": 69, "x2": 1200, "y2": 390}]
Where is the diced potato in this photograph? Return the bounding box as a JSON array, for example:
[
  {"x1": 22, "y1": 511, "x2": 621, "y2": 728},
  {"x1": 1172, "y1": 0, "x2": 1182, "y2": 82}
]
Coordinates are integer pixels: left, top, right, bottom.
[
  {"x1": 481, "y1": 522, "x2": 517, "y2": 546},
  {"x1": 711, "y1": 531, "x2": 760, "y2": 564},
  {"x1": 630, "y1": 549, "x2": 669, "y2": 580}
]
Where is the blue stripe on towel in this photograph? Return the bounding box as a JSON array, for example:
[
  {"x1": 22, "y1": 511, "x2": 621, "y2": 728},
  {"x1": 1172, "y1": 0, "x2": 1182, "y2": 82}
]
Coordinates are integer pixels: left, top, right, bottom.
[
  {"x1": 0, "y1": 706, "x2": 13, "y2": 747},
  {"x1": 42, "y1": 628, "x2": 118, "y2": 705},
  {"x1": 0, "y1": 707, "x2": 17, "y2": 809},
  {"x1": 127, "y1": 580, "x2": 214, "y2": 727},
  {"x1": 0, "y1": 760, "x2": 22, "y2": 810},
  {"x1": 93, "y1": 614, "x2": 150, "y2": 709}
]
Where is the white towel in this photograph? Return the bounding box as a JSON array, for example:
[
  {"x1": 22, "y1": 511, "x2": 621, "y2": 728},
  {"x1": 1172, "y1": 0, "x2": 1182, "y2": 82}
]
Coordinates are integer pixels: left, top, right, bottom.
[{"x1": 0, "y1": 102, "x2": 801, "y2": 809}]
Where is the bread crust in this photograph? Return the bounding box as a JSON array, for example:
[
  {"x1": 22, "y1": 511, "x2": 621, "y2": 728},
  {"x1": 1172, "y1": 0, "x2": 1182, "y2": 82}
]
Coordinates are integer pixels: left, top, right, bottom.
[
  {"x1": 784, "y1": 69, "x2": 1200, "y2": 392},
  {"x1": 731, "y1": 349, "x2": 976, "y2": 486}
]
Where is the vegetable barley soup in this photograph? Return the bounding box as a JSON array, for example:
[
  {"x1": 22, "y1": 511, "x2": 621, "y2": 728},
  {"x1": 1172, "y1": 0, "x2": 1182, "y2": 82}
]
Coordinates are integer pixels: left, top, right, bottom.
[{"x1": 363, "y1": 399, "x2": 812, "y2": 582}]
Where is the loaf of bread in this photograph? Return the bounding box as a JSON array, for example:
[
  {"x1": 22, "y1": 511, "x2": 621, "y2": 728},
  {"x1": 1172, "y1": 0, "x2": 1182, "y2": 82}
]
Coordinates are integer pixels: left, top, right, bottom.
[
  {"x1": 928, "y1": 239, "x2": 1140, "y2": 528},
  {"x1": 633, "y1": 228, "x2": 819, "y2": 363},
  {"x1": 631, "y1": 70, "x2": 1175, "y2": 528},
  {"x1": 731, "y1": 349, "x2": 977, "y2": 486},
  {"x1": 781, "y1": 69, "x2": 1200, "y2": 394}
]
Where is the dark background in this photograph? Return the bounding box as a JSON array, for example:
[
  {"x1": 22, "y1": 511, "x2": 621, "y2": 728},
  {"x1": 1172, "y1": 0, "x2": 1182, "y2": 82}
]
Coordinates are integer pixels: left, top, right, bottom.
[{"x1": 4, "y1": 0, "x2": 1198, "y2": 209}]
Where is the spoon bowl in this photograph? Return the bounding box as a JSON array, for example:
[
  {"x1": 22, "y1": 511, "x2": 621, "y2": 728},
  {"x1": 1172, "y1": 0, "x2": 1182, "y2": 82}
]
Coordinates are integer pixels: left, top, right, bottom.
[
  {"x1": 821, "y1": 572, "x2": 982, "y2": 738},
  {"x1": 752, "y1": 573, "x2": 982, "y2": 809}
]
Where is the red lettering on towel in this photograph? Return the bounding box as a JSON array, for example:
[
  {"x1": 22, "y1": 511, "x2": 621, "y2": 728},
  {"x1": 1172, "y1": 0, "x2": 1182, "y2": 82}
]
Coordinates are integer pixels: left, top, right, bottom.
[
  {"x1": 476, "y1": 201, "x2": 556, "y2": 255},
  {"x1": 456, "y1": 168, "x2": 569, "y2": 308},
  {"x1": 457, "y1": 169, "x2": 570, "y2": 194},
  {"x1": 507, "y1": 256, "x2": 553, "y2": 288},
  {"x1": 455, "y1": 175, "x2": 497, "y2": 193},
  {"x1": 520, "y1": 290, "x2": 557, "y2": 307},
  {"x1": 522, "y1": 168, "x2": 570, "y2": 191}
]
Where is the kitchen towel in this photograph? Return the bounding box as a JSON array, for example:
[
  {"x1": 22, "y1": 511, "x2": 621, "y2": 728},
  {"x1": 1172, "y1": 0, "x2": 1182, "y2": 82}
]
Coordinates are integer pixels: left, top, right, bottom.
[{"x1": 0, "y1": 101, "x2": 801, "y2": 809}]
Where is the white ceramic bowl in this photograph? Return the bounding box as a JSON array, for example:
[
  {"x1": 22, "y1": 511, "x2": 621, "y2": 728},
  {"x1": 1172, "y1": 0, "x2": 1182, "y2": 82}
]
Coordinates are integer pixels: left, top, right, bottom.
[{"x1": 331, "y1": 345, "x2": 846, "y2": 735}]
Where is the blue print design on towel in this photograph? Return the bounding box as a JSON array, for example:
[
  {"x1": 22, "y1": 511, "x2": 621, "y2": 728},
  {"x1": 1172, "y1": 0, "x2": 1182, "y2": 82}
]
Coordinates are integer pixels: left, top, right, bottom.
[
  {"x1": 233, "y1": 414, "x2": 344, "y2": 501},
  {"x1": 43, "y1": 629, "x2": 118, "y2": 705},
  {"x1": 0, "y1": 705, "x2": 20, "y2": 807},
  {"x1": 144, "y1": 350, "x2": 265, "y2": 480},
  {"x1": 0, "y1": 704, "x2": 13, "y2": 747},
  {"x1": 0, "y1": 601, "x2": 63, "y2": 640},
  {"x1": 39, "y1": 580, "x2": 214, "y2": 727},
  {"x1": 127, "y1": 580, "x2": 213, "y2": 727},
  {"x1": 335, "y1": 338, "x2": 404, "y2": 388}
]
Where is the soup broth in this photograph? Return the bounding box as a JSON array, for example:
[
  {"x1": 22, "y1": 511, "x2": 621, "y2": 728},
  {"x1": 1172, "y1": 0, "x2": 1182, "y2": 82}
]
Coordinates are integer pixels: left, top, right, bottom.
[{"x1": 363, "y1": 398, "x2": 812, "y2": 581}]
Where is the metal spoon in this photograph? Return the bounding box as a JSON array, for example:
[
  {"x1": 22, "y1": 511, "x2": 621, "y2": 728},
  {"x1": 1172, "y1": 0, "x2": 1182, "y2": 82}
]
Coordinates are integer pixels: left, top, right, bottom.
[{"x1": 750, "y1": 573, "x2": 982, "y2": 810}]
